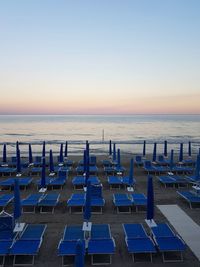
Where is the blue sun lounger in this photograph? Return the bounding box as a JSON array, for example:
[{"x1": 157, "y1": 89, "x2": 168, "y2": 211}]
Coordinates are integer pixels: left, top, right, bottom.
[
  {"x1": 48, "y1": 171, "x2": 68, "y2": 189},
  {"x1": 158, "y1": 175, "x2": 188, "y2": 188},
  {"x1": 58, "y1": 225, "x2": 85, "y2": 266},
  {"x1": 67, "y1": 193, "x2": 85, "y2": 213},
  {"x1": 155, "y1": 155, "x2": 170, "y2": 166},
  {"x1": 38, "y1": 193, "x2": 60, "y2": 213},
  {"x1": 113, "y1": 193, "x2": 132, "y2": 213},
  {"x1": 0, "y1": 213, "x2": 16, "y2": 266},
  {"x1": 72, "y1": 176, "x2": 100, "y2": 190},
  {"x1": 107, "y1": 176, "x2": 122, "y2": 189},
  {"x1": 150, "y1": 223, "x2": 186, "y2": 262},
  {"x1": 121, "y1": 176, "x2": 136, "y2": 188},
  {"x1": 0, "y1": 167, "x2": 17, "y2": 176},
  {"x1": 123, "y1": 223, "x2": 156, "y2": 262},
  {"x1": 177, "y1": 191, "x2": 200, "y2": 209},
  {"x1": 21, "y1": 194, "x2": 44, "y2": 213},
  {"x1": 76, "y1": 166, "x2": 98, "y2": 175},
  {"x1": 88, "y1": 224, "x2": 115, "y2": 265},
  {"x1": 10, "y1": 224, "x2": 47, "y2": 266},
  {"x1": 134, "y1": 155, "x2": 143, "y2": 166},
  {"x1": 0, "y1": 178, "x2": 33, "y2": 191},
  {"x1": 0, "y1": 194, "x2": 14, "y2": 211},
  {"x1": 131, "y1": 193, "x2": 147, "y2": 212}
]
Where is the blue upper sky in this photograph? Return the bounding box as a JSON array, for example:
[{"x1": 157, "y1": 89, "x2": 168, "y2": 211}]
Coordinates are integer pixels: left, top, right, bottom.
[{"x1": 0, "y1": 0, "x2": 200, "y2": 114}]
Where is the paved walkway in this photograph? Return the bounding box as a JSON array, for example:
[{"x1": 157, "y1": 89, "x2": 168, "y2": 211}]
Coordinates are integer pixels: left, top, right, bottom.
[{"x1": 157, "y1": 204, "x2": 200, "y2": 261}]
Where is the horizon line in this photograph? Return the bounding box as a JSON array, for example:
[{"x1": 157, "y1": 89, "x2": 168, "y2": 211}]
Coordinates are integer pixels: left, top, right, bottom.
[{"x1": 0, "y1": 113, "x2": 200, "y2": 116}]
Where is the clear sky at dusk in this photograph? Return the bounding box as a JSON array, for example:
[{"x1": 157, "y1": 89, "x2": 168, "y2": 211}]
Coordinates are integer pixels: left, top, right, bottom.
[{"x1": 0, "y1": 0, "x2": 200, "y2": 115}]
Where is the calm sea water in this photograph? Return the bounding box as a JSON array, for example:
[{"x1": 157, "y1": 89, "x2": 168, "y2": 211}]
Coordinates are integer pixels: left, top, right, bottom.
[{"x1": 0, "y1": 115, "x2": 200, "y2": 155}]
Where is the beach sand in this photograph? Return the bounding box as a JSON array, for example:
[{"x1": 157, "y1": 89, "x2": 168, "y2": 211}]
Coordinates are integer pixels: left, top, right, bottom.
[{"x1": 2, "y1": 154, "x2": 200, "y2": 267}]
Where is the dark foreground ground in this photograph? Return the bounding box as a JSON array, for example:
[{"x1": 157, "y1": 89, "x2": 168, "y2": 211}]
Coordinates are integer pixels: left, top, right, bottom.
[{"x1": 1, "y1": 154, "x2": 200, "y2": 267}]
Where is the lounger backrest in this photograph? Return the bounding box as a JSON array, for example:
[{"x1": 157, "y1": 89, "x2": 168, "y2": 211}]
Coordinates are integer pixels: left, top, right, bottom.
[
  {"x1": 151, "y1": 223, "x2": 175, "y2": 238},
  {"x1": 91, "y1": 224, "x2": 111, "y2": 239},
  {"x1": 144, "y1": 161, "x2": 151, "y2": 168},
  {"x1": 91, "y1": 184, "x2": 102, "y2": 198},
  {"x1": 158, "y1": 155, "x2": 164, "y2": 161},
  {"x1": 90, "y1": 156, "x2": 96, "y2": 165},
  {"x1": 58, "y1": 170, "x2": 67, "y2": 179},
  {"x1": 131, "y1": 193, "x2": 146, "y2": 200},
  {"x1": 135, "y1": 155, "x2": 142, "y2": 162},
  {"x1": 123, "y1": 224, "x2": 147, "y2": 239},
  {"x1": 0, "y1": 214, "x2": 14, "y2": 240},
  {"x1": 20, "y1": 224, "x2": 47, "y2": 240},
  {"x1": 64, "y1": 226, "x2": 84, "y2": 241}
]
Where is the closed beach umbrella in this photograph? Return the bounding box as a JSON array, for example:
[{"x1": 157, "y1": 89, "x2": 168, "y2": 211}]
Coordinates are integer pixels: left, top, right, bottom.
[
  {"x1": 85, "y1": 153, "x2": 90, "y2": 186},
  {"x1": 113, "y1": 143, "x2": 116, "y2": 162},
  {"x1": 152, "y1": 143, "x2": 157, "y2": 162},
  {"x1": 75, "y1": 239, "x2": 85, "y2": 267},
  {"x1": 164, "y1": 140, "x2": 168, "y2": 157},
  {"x1": 143, "y1": 140, "x2": 146, "y2": 157},
  {"x1": 188, "y1": 141, "x2": 192, "y2": 157},
  {"x1": 28, "y1": 144, "x2": 33, "y2": 164},
  {"x1": 194, "y1": 154, "x2": 200, "y2": 181},
  {"x1": 40, "y1": 157, "x2": 46, "y2": 188},
  {"x1": 16, "y1": 148, "x2": 21, "y2": 174},
  {"x1": 59, "y1": 143, "x2": 64, "y2": 163},
  {"x1": 84, "y1": 181, "x2": 91, "y2": 222},
  {"x1": 3, "y1": 144, "x2": 7, "y2": 163},
  {"x1": 83, "y1": 150, "x2": 87, "y2": 173},
  {"x1": 109, "y1": 140, "x2": 112, "y2": 156},
  {"x1": 146, "y1": 176, "x2": 154, "y2": 221},
  {"x1": 64, "y1": 141, "x2": 68, "y2": 158},
  {"x1": 179, "y1": 143, "x2": 183, "y2": 162},
  {"x1": 128, "y1": 158, "x2": 134, "y2": 186},
  {"x1": 86, "y1": 140, "x2": 89, "y2": 159},
  {"x1": 49, "y1": 150, "x2": 54, "y2": 173},
  {"x1": 117, "y1": 149, "x2": 121, "y2": 167},
  {"x1": 14, "y1": 179, "x2": 21, "y2": 220},
  {"x1": 169, "y1": 149, "x2": 174, "y2": 171},
  {"x1": 16, "y1": 141, "x2": 19, "y2": 153},
  {"x1": 42, "y1": 141, "x2": 45, "y2": 158}
]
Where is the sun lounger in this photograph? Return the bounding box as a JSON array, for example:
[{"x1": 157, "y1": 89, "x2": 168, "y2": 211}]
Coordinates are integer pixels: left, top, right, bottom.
[
  {"x1": 134, "y1": 155, "x2": 143, "y2": 166},
  {"x1": 10, "y1": 224, "x2": 47, "y2": 266},
  {"x1": 0, "y1": 167, "x2": 17, "y2": 176},
  {"x1": 58, "y1": 225, "x2": 85, "y2": 266},
  {"x1": 76, "y1": 166, "x2": 98, "y2": 175},
  {"x1": 114, "y1": 165, "x2": 126, "y2": 175},
  {"x1": 0, "y1": 212, "x2": 16, "y2": 266},
  {"x1": 72, "y1": 176, "x2": 100, "y2": 190},
  {"x1": 104, "y1": 166, "x2": 115, "y2": 175},
  {"x1": 21, "y1": 194, "x2": 44, "y2": 213},
  {"x1": 131, "y1": 193, "x2": 147, "y2": 212},
  {"x1": 123, "y1": 223, "x2": 156, "y2": 262},
  {"x1": 67, "y1": 193, "x2": 85, "y2": 213},
  {"x1": 0, "y1": 194, "x2": 14, "y2": 211},
  {"x1": 0, "y1": 178, "x2": 33, "y2": 191},
  {"x1": 102, "y1": 160, "x2": 112, "y2": 168},
  {"x1": 48, "y1": 171, "x2": 67, "y2": 189},
  {"x1": 155, "y1": 155, "x2": 170, "y2": 166},
  {"x1": 107, "y1": 176, "x2": 122, "y2": 189},
  {"x1": 38, "y1": 193, "x2": 60, "y2": 213},
  {"x1": 150, "y1": 223, "x2": 186, "y2": 262},
  {"x1": 113, "y1": 193, "x2": 132, "y2": 213},
  {"x1": 177, "y1": 191, "x2": 200, "y2": 209},
  {"x1": 121, "y1": 176, "x2": 136, "y2": 188},
  {"x1": 88, "y1": 224, "x2": 115, "y2": 265}
]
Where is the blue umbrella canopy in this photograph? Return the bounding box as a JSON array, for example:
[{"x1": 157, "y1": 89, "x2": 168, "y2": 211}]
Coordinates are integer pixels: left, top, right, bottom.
[
  {"x1": 179, "y1": 143, "x2": 183, "y2": 162},
  {"x1": 113, "y1": 143, "x2": 116, "y2": 162},
  {"x1": 143, "y1": 140, "x2": 146, "y2": 157},
  {"x1": 188, "y1": 141, "x2": 192, "y2": 157},
  {"x1": 109, "y1": 140, "x2": 112, "y2": 156},
  {"x1": 49, "y1": 150, "x2": 54, "y2": 173},
  {"x1": 40, "y1": 157, "x2": 46, "y2": 188},
  {"x1": 164, "y1": 140, "x2": 168, "y2": 157},
  {"x1": 194, "y1": 154, "x2": 200, "y2": 181},
  {"x1": 59, "y1": 143, "x2": 64, "y2": 163},
  {"x1": 83, "y1": 150, "x2": 87, "y2": 174},
  {"x1": 85, "y1": 153, "x2": 90, "y2": 186},
  {"x1": 3, "y1": 144, "x2": 7, "y2": 163},
  {"x1": 74, "y1": 239, "x2": 85, "y2": 267},
  {"x1": 14, "y1": 179, "x2": 21, "y2": 220},
  {"x1": 16, "y1": 141, "x2": 19, "y2": 153},
  {"x1": 128, "y1": 158, "x2": 134, "y2": 186},
  {"x1": 16, "y1": 148, "x2": 21, "y2": 174},
  {"x1": 117, "y1": 149, "x2": 121, "y2": 167},
  {"x1": 152, "y1": 143, "x2": 157, "y2": 162},
  {"x1": 84, "y1": 181, "x2": 91, "y2": 222},
  {"x1": 146, "y1": 176, "x2": 154, "y2": 221},
  {"x1": 64, "y1": 141, "x2": 68, "y2": 158},
  {"x1": 28, "y1": 144, "x2": 33, "y2": 164},
  {"x1": 42, "y1": 141, "x2": 46, "y2": 158}
]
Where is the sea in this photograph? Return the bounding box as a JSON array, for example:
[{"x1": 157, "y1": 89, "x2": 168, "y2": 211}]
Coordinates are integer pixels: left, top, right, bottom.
[{"x1": 0, "y1": 115, "x2": 200, "y2": 156}]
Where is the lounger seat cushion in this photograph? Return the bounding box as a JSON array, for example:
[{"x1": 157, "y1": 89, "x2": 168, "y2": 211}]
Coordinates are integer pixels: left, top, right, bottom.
[
  {"x1": 0, "y1": 240, "x2": 12, "y2": 255},
  {"x1": 155, "y1": 237, "x2": 186, "y2": 251},
  {"x1": 126, "y1": 238, "x2": 156, "y2": 253},
  {"x1": 10, "y1": 240, "x2": 41, "y2": 255},
  {"x1": 58, "y1": 240, "x2": 85, "y2": 255},
  {"x1": 88, "y1": 239, "x2": 115, "y2": 254}
]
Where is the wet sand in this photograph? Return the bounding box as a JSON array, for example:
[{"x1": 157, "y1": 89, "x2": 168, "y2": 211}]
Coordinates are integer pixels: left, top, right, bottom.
[{"x1": 2, "y1": 154, "x2": 200, "y2": 267}]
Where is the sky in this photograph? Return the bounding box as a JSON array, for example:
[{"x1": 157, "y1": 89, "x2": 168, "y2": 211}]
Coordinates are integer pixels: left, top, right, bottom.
[{"x1": 0, "y1": 0, "x2": 200, "y2": 115}]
